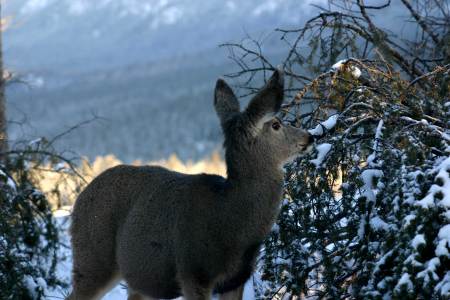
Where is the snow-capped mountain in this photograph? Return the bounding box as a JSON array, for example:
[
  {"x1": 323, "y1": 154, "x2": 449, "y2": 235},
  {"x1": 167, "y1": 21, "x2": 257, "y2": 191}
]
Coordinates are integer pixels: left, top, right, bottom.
[{"x1": 4, "y1": 0, "x2": 323, "y2": 72}]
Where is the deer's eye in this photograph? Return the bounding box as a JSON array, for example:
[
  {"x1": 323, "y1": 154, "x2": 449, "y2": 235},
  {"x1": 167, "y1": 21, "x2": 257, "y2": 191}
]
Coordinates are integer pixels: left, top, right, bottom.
[{"x1": 271, "y1": 121, "x2": 281, "y2": 131}]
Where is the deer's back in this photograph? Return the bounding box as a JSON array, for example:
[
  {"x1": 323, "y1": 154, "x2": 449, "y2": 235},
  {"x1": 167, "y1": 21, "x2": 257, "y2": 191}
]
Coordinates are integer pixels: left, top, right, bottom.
[
  {"x1": 70, "y1": 164, "x2": 229, "y2": 266},
  {"x1": 70, "y1": 165, "x2": 184, "y2": 266}
]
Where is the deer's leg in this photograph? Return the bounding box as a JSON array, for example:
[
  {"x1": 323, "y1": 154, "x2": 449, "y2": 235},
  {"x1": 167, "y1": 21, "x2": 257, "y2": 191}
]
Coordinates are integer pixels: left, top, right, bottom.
[
  {"x1": 66, "y1": 268, "x2": 119, "y2": 300},
  {"x1": 181, "y1": 278, "x2": 213, "y2": 300},
  {"x1": 127, "y1": 290, "x2": 158, "y2": 300},
  {"x1": 127, "y1": 291, "x2": 144, "y2": 300},
  {"x1": 218, "y1": 284, "x2": 244, "y2": 300},
  {"x1": 67, "y1": 244, "x2": 119, "y2": 300}
]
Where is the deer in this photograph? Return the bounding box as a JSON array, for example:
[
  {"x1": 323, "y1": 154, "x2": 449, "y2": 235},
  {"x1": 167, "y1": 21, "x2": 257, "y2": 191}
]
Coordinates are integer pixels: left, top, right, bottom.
[{"x1": 67, "y1": 69, "x2": 314, "y2": 300}]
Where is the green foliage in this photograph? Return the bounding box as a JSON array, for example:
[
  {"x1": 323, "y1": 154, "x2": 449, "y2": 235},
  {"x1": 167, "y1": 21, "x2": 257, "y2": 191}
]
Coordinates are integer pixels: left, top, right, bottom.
[
  {"x1": 0, "y1": 150, "x2": 66, "y2": 299},
  {"x1": 259, "y1": 61, "x2": 450, "y2": 299}
]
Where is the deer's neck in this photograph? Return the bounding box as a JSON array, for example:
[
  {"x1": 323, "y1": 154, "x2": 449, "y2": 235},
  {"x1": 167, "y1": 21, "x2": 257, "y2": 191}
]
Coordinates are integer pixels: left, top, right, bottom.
[{"x1": 225, "y1": 160, "x2": 285, "y2": 242}]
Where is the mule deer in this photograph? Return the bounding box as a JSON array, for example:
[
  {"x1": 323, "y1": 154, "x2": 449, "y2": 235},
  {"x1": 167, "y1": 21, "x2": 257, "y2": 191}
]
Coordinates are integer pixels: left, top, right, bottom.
[{"x1": 68, "y1": 69, "x2": 314, "y2": 300}]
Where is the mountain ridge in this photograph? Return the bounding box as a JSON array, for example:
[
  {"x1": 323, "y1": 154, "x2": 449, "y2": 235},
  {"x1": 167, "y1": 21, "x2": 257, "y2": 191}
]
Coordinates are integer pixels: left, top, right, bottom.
[{"x1": 4, "y1": 0, "x2": 322, "y2": 162}]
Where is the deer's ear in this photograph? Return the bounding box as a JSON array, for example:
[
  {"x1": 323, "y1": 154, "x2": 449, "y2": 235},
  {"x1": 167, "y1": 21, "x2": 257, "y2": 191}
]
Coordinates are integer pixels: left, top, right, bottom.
[
  {"x1": 214, "y1": 78, "x2": 240, "y2": 126},
  {"x1": 245, "y1": 69, "x2": 284, "y2": 126}
]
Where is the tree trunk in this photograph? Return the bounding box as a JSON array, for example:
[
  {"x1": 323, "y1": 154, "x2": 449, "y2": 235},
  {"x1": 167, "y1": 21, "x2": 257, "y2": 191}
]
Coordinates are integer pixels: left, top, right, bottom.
[{"x1": 0, "y1": 3, "x2": 8, "y2": 163}]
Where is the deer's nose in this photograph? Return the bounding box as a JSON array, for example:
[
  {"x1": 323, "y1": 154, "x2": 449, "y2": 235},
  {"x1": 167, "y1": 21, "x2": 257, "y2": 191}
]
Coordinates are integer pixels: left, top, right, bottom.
[{"x1": 308, "y1": 134, "x2": 315, "y2": 144}]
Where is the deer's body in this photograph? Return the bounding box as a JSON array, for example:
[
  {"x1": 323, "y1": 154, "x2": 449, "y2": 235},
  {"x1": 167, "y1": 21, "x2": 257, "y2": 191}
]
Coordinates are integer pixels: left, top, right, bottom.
[{"x1": 68, "y1": 70, "x2": 313, "y2": 300}]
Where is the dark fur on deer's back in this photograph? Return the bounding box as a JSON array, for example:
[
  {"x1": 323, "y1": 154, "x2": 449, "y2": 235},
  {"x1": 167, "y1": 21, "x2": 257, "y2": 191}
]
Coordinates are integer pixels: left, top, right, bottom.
[{"x1": 68, "y1": 69, "x2": 313, "y2": 300}]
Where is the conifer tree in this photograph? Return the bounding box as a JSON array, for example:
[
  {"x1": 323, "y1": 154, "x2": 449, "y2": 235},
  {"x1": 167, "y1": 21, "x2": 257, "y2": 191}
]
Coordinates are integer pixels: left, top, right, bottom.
[{"x1": 223, "y1": 1, "x2": 449, "y2": 298}]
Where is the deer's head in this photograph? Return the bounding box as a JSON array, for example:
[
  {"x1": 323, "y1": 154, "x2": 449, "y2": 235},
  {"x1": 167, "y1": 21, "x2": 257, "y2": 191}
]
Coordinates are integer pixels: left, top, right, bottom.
[{"x1": 214, "y1": 69, "x2": 313, "y2": 178}]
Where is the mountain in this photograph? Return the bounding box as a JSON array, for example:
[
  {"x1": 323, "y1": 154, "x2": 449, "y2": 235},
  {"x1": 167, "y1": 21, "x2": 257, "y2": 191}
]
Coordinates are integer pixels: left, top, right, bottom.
[
  {"x1": 3, "y1": 0, "x2": 323, "y2": 162},
  {"x1": 4, "y1": 0, "x2": 322, "y2": 72}
]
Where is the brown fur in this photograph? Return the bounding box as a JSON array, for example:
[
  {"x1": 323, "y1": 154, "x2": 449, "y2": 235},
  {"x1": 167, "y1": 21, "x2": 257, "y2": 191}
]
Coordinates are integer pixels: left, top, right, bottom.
[{"x1": 67, "y1": 69, "x2": 313, "y2": 300}]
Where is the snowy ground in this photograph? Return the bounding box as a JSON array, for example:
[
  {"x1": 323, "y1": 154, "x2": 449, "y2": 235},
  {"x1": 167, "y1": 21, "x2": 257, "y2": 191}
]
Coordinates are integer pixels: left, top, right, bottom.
[{"x1": 47, "y1": 209, "x2": 256, "y2": 300}]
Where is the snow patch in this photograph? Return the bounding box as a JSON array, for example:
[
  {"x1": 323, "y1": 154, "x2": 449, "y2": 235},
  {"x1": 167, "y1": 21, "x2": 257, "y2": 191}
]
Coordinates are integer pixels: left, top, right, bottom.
[
  {"x1": 411, "y1": 234, "x2": 426, "y2": 249},
  {"x1": 68, "y1": 0, "x2": 91, "y2": 15},
  {"x1": 331, "y1": 59, "x2": 361, "y2": 78},
  {"x1": 369, "y1": 216, "x2": 390, "y2": 232},
  {"x1": 226, "y1": 1, "x2": 237, "y2": 10},
  {"x1": 53, "y1": 207, "x2": 72, "y2": 218},
  {"x1": 29, "y1": 137, "x2": 44, "y2": 146},
  {"x1": 367, "y1": 120, "x2": 384, "y2": 166},
  {"x1": 417, "y1": 257, "x2": 441, "y2": 286},
  {"x1": 161, "y1": 6, "x2": 183, "y2": 25},
  {"x1": 416, "y1": 157, "x2": 450, "y2": 209},
  {"x1": 36, "y1": 277, "x2": 48, "y2": 290},
  {"x1": 310, "y1": 143, "x2": 332, "y2": 167},
  {"x1": 395, "y1": 273, "x2": 414, "y2": 293},
  {"x1": 435, "y1": 272, "x2": 450, "y2": 297},
  {"x1": 360, "y1": 169, "x2": 383, "y2": 202},
  {"x1": 331, "y1": 60, "x2": 346, "y2": 71},
  {"x1": 436, "y1": 224, "x2": 450, "y2": 257},
  {"x1": 252, "y1": 0, "x2": 279, "y2": 16},
  {"x1": 21, "y1": 0, "x2": 53, "y2": 15},
  {"x1": 23, "y1": 275, "x2": 45, "y2": 298},
  {"x1": 358, "y1": 218, "x2": 366, "y2": 240},
  {"x1": 308, "y1": 114, "x2": 339, "y2": 136},
  {"x1": 0, "y1": 169, "x2": 17, "y2": 192},
  {"x1": 351, "y1": 66, "x2": 362, "y2": 78}
]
